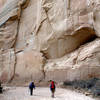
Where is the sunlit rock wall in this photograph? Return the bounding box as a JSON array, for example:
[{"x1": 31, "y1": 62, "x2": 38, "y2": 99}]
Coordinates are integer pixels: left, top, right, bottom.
[{"x1": 0, "y1": 0, "x2": 100, "y2": 83}]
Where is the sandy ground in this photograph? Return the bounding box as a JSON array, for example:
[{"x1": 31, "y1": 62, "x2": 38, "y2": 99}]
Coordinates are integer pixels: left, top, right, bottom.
[{"x1": 0, "y1": 87, "x2": 96, "y2": 100}]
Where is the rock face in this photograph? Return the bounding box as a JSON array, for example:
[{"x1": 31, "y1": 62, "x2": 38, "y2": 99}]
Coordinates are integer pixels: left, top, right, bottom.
[
  {"x1": 0, "y1": 49, "x2": 15, "y2": 82},
  {"x1": 14, "y1": 50, "x2": 44, "y2": 83},
  {"x1": 0, "y1": 0, "x2": 100, "y2": 83},
  {"x1": 44, "y1": 39, "x2": 100, "y2": 81},
  {"x1": 0, "y1": 0, "x2": 6, "y2": 8}
]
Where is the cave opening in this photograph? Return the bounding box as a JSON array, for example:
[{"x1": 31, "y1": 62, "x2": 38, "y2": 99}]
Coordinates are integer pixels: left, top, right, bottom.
[
  {"x1": 74, "y1": 27, "x2": 97, "y2": 46},
  {"x1": 81, "y1": 34, "x2": 98, "y2": 45}
]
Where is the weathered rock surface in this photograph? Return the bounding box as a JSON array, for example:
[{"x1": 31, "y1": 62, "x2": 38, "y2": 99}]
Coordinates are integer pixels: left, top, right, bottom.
[
  {"x1": 15, "y1": 0, "x2": 96, "y2": 59},
  {"x1": 93, "y1": 7, "x2": 100, "y2": 37},
  {"x1": 13, "y1": 50, "x2": 44, "y2": 83},
  {"x1": 0, "y1": 49, "x2": 15, "y2": 82},
  {"x1": 15, "y1": 0, "x2": 40, "y2": 52},
  {"x1": 0, "y1": 0, "x2": 29, "y2": 50},
  {"x1": 0, "y1": 0, "x2": 6, "y2": 8},
  {"x1": 0, "y1": 0, "x2": 100, "y2": 83},
  {"x1": 44, "y1": 39, "x2": 100, "y2": 81}
]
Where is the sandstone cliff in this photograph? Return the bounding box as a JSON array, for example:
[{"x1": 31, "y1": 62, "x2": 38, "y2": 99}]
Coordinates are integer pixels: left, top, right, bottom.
[{"x1": 0, "y1": 0, "x2": 100, "y2": 83}]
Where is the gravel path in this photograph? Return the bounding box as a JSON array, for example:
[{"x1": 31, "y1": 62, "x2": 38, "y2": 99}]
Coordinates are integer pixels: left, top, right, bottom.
[{"x1": 0, "y1": 87, "x2": 95, "y2": 100}]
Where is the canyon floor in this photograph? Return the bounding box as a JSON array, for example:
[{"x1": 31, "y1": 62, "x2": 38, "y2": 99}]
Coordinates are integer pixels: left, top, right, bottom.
[{"x1": 0, "y1": 87, "x2": 98, "y2": 100}]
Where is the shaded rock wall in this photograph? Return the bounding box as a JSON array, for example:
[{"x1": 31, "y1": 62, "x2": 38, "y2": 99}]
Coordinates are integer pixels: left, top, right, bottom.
[{"x1": 0, "y1": 0, "x2": 100, "y2": 83}]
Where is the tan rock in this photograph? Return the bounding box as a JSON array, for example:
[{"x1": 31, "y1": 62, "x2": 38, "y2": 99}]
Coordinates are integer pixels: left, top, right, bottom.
[
  {"x1": 15, "y1": 0, "x2": 41, "y2": 52},
  {"x1": 0, "y1": 0, "x2": 29, "y2": 50},
  {"x1": 0, "y1": 0, "x2": 100, "y2": 83},
  {"x1": 34, "y1": 0, "x2": 95, "y2": 59},
  {"x1": 0, "y1": 0, "x2": 6, "y2": 8},
  {"x1": 14, "y1": 50, "x2": 44, "y2": 82},
  {"x1": 93, "y1": 7, "x2": 100, "y2": 37},
  {"x1": 44, "y1": 39, "x2": 100, "y2": 82},
  {"x1": 0, "y1": 20, "x2": 18, "y2": 50},
  {"x1": 15, "y1": 0, "x2": 96, "y2": 59},
  {"x1": 0, "y1": 49, "x2": 15, "y2": 82}
]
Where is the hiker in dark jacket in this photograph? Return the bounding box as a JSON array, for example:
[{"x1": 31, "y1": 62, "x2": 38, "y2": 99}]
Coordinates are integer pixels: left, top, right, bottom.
[
  {"x1": 50, "y1": 81, "x2": 56, "y2": 98},
  {"x1": 29, "y1": 82, "x2": 35, "y2": 95}
]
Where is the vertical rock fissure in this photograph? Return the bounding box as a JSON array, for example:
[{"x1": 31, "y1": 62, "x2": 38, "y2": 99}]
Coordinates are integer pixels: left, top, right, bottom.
[
  {"x1": 8, "y1": 21, "x2": 20, "y2": 83},
  {"x1": 41, "y1": 58, "x2": 46, "y2": 82},
  {"x1": 8, "y1": 0, "x2": 30, "y2": 82},
  {"x1": 8, "y1": 49, "x2": 16, "y2": 83},
  {"x1": 39, "y1": 52, "x2": 47, "y2": 82}
]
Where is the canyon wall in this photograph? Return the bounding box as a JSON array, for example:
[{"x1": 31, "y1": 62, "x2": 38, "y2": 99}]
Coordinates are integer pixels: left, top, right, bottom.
[{"x1": 0, "y1": 0, "x2": 100, "y2": 83}]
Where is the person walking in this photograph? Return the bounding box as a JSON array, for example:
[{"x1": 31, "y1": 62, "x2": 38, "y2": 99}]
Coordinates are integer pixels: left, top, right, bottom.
[
  {"x1": 50, "y1": 81, "x2": 56, "y2": 98},
  {"x1": 29, "y1": 82, "x2": 35, "y2": 96}
]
